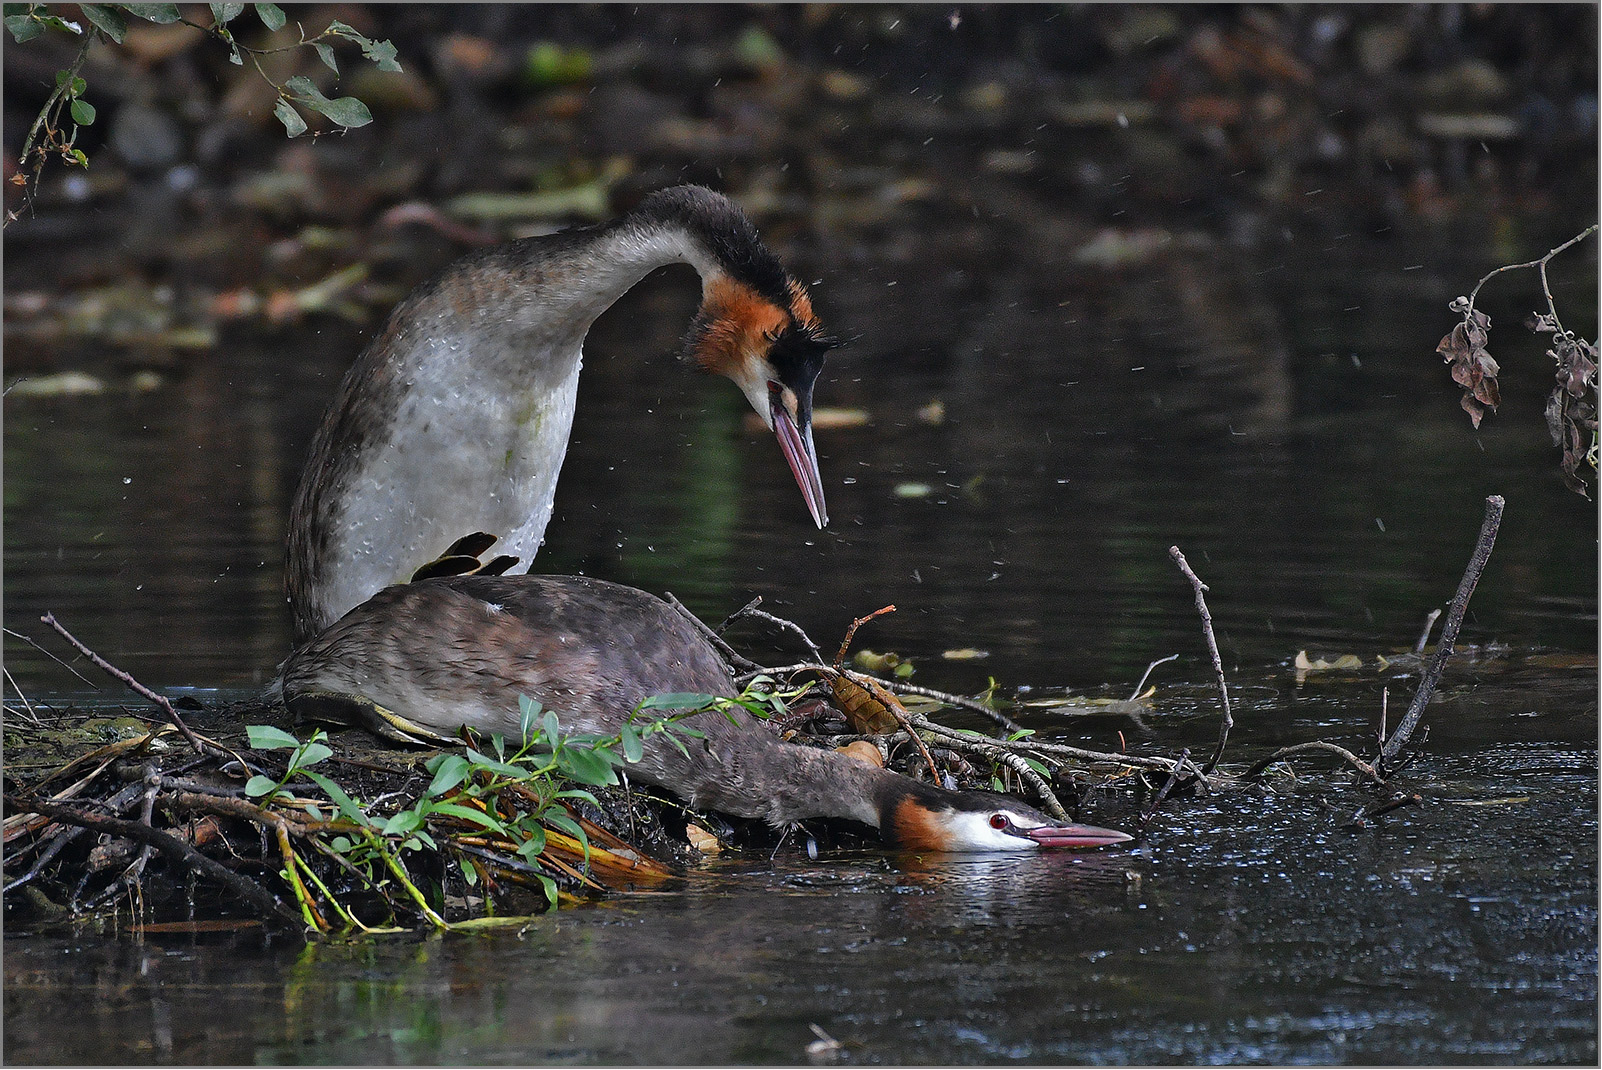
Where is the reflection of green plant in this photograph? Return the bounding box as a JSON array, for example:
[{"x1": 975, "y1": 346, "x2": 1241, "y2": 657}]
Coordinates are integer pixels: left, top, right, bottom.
[
  {"x1": 242, "y1": 678, "x2": 806, "y2": 931},
  {"x1": 4, "y1": 2, "x2": 400, "y2": 224}
]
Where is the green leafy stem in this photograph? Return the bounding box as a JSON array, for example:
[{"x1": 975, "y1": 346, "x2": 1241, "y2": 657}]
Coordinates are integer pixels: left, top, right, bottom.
[
  {"x1": 241, "y1": 679, "x2": 807, "y2": 932},
  {"x1": 4, "y1": 2, "x2": 401, "y2": 222}
]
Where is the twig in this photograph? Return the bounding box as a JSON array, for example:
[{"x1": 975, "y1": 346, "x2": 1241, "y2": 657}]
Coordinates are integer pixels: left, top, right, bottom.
[
  {"x1": 4, "y1": 793, "x2": 302, "y2": 928},
  {"x1": 724, "y1": 602, "x2": 826, "y2": 662},
  {"x1": 834, "y1": 605, "x2": 897, "y2": 665},
  {"x1": 1241, "y1": 741, "x2": 1384, "y2": 784},
  {"x1": 664, "y1": 592, "x2": 758, "y2": 672},
  {"x1": 716, "y1": 595, "x2": 764, "y2": 634},
  {"x1": 733, "y1": 659, "x2": 1027, "y2": 733},
  {"x1": 3, "y1": 668, "x2": 41, "y2": 726},
  {"x1": 872, "y1": 679, "x2": 1026, "y2": 733},
  {"x1": 11, "y1": 30, "x2": 98, "y2": 221},
  {"x1": 1378, "y1": 687, "x2": 1389, "y2": 747},
  {"x1": 1129, "y1": 654, "x2": 1180, "y2": 701},
  {"x1": 1168, "y1": 546, "x2": 1233, "y2": 772},
  {"x1": 1347, "y1": 792, "x2": 1423, "y2": 827},
  {"x1": 84, "y1": 768, "x2": 162, "y2": 909},
  {"x1": 1139, "y1": 748, "x2": 1190, "y2": 831},
  {"x1": 5, "y1": 626, "x2": 99, "y2": 688},
  {"x1": 1413, "y1": 609, "x2": 1442, "y2": 655},
  {"x1": 39, "y1": 613, "x2": 204, "y2": 755},
  {"x1": 1464, "y1": 225, "x2": 1599, "y2": 334},
  {"x1": 1376, "y1": 495, "x2": 1504, "y2": 776}
]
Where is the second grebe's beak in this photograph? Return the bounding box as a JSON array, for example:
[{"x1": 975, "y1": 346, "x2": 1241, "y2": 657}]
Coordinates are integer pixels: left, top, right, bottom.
[
  {"x1": 770, "y1": 382, "x2": 828, "y2": 528},
  {"x1": 1020, "y1": 822, "x2": 1134, "y2": 849}
]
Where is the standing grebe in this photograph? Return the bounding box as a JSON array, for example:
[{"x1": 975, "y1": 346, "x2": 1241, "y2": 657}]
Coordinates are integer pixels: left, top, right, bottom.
[
  {"x1": 279, "y1": 574, "x2": 1133, "y2": 852},
  {"x1": 287, "y1": 185, "x2": 833, "y2": 643}
]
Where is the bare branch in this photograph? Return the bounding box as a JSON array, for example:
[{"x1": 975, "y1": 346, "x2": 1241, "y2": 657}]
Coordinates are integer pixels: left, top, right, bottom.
[
  {"x1": 1376, "y1": 494, "x2": 1504, "y2": 775},
  {"x1": 40, "y1": 613, "x2": 205, "y2": 754},
  {"x1": 1169, "y1": 546, "x2": 1234, "y2": 771}
]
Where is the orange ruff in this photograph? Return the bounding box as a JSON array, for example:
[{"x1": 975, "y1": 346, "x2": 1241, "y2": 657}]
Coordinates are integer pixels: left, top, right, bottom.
[{"x1": 691, "y1": 278, "x2": 788, "y2": 375}]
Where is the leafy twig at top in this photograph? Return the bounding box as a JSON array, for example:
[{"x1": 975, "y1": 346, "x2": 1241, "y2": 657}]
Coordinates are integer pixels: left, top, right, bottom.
[{"x1": 4, "y1": 2, "x2": 402, "y2": 225}]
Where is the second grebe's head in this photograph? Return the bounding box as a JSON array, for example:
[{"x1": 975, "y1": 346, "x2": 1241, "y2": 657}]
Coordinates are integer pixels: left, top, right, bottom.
[
  {"x1": 883, "y1": 781, "x2": 1134, "y2": 853},
  {"x1": 638, "y1": 185, "x2": 835, "y2": 528}
]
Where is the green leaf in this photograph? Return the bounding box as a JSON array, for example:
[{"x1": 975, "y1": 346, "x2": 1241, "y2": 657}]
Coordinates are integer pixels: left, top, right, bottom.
[
  {"x1": 330, "y1": 835, "x2": 352, "y2": 852},
  {"x1": 638, "y1": 692, "x2": 716, "y2": 711},
  {"x1": 302, "y1": 802, "x2": 325, "y2": 821},
  {"x1": 209, "y1": 3, "x2": 243, "y2": 26},
  {"x1": 360, "y1": 36, "x2": 401, "y2": 72},
  {"x1": 247, "y1": 724, "x2": 302, "y2": 750},
  {"x1": 619, "y1": 724, "x2": 644, "y2": 763},
  {"x1": 80, "y1": 4, "x2": 126, "y2": 42},
  {"x1": 68, "y1": 147, "x2": 89, "y2": 167},
  {"x1": 542, "y1": 710, "x2": 560, "y2": 744},
  {"x1": 322, "y1": 18, "x2": 365, "y2": 41},
  {"x1": 426, "y1": 754, "x2": 470, "y2": 797},
  {"x1": 273, "y1": 98, "x2": 307, "y2": 137},
  {"x1": 426, "y1": 802, "x2": 507, "y2": 834},
  {"x1": 283, "y1": 74, "x2": 331, "y2": 105},
  {"x1": 544, "y1": 812, "x2": 588, "y2": 848},
  {"x1": 253, "y1": 2, "x2": 284, "y2": 30},
  {"x1": 244, "y1": 775, "x2": 279, "y2": 798},
  {"x1": 6, "y1": 15, "x2": 44, "y2": 43},
  {"x1": 122, "y1": 3, "x2": 183, "y2": 24},
  {"x1": 671, "y1": 725, "x2": 705, "y2": 739},
  {"x1": 312, "y1": 41, "x2": 337, "y2": 72},
  {"x1": 552, "y1": 789, "x2": 601, "y2": 808},
  {"x1": 307, "y1": 94, "x2": 372, "y2": 129},
  {"x1": 518, "y1": 695, "x2": 541, "y2": 742},
  {"x1": 381, "y1": 810, "x2": 422, "y2": 836},
  {"x1": 1022, "y1": 757, "x2": 1050, "y2": 776},
  {"x1": 37, "y1": 14, "x2": 80, "y2": 34},
  {"x1": 517, "y1": 825, "x2": 546, "y2": 860},
  {"x1": 464, "y1": 747, "x2": 524, "y2": 778},
  {"x1": 292, "y1": 742, "x2": 333, "y2": 770},
  {"x1": 460, "y1": 860, "x2": 478, "y2": 886},
  {"x1": 535, "y1": 873, "x2": 558, "y2": 908},
  {"x1": 554, "y1": 747, "x2": 619, "y2": 787},
  {"x1": 302, "y1": 770, "x2": 371, "y2": 827}
]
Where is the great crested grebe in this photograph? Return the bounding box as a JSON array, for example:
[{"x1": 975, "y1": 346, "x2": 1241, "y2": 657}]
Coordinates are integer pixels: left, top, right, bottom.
[
  {"x1": 287, "y1": 184, "x2": 832, "y2": 643},
  {"x1": 280, "y1": 185, "x2": 1132, "y2": 851},
  {"x1": 279, "y1": 574, "x2": 1133, "y2": 852}
]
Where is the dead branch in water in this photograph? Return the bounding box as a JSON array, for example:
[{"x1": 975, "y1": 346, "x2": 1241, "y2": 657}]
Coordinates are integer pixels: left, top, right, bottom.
[
  {"x1": 39, "y1": 613, "x2": 205, "y2": 755},
  {"x1": 1241, "y1": 741, "x2": 1383, "y2": 785},
  {"x1": 1168, "y1": 546, "x2": 1233, "y2": 772},
  {"x1": 4, "y1": 792, "x2": 303, "y2": 927},
  {"x1": 1375, "y1": 494, "x2": 1505, "y2": 776}
]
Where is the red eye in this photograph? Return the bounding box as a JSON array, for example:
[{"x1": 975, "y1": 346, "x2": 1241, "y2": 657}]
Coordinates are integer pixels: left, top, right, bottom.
[{"x1": 989, "y1": 813, "x2": 1009, "y2": 830}]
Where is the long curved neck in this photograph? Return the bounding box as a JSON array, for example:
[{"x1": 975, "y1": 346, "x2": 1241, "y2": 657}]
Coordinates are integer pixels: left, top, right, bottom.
[
  {"x1": 285, "y1": 195, "x2": 738, "y2": 642},
  {"x1": 401, "y1": 216, "x2": 725, "y2": 386}
]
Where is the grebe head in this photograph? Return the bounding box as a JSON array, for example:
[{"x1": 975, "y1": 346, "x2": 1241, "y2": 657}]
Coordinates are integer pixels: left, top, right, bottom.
[
  {"x1": 880, "y1": 780, "x2": 1134, "y2": 853},
  {"x1": 634, "y1": 186, "x2": 836, "y2": 528}
]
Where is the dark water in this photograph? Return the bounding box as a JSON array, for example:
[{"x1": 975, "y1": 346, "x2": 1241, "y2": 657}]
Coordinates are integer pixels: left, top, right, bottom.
[{"x1": 5, "y1": 212, "x2": 1597, "y2": 1063}]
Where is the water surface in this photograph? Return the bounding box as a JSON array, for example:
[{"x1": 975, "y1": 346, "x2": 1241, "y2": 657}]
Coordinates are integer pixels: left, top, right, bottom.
[{"x1": 4, "y1": 213, "x2": 1596, "y2": 1063}]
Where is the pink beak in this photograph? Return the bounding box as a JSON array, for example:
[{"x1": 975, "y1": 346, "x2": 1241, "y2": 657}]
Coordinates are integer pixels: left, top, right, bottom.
[
  {"x1": 1023, "y1": 823, "x2": 1134, "y2": 849},
  {"x1": 771, "y1": 390, "x2": 828, "y2": 528}
]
